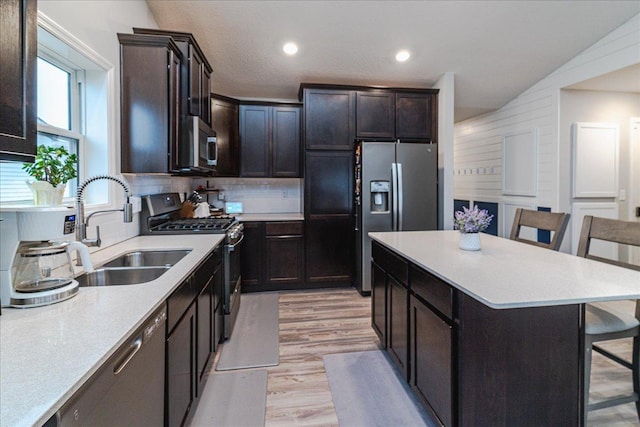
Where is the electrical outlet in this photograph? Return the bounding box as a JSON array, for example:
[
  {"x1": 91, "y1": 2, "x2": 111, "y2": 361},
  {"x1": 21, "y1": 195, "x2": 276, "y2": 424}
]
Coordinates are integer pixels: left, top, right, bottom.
[{"x1": 218, "y1": 191, "x2": 225, "y2": 201}]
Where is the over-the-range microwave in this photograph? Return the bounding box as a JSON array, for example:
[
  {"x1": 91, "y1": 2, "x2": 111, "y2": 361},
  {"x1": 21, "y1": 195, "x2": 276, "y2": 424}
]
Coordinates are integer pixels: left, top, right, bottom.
[{"x1": 175, "y1": 116, "x2": 217, "y2": 175}]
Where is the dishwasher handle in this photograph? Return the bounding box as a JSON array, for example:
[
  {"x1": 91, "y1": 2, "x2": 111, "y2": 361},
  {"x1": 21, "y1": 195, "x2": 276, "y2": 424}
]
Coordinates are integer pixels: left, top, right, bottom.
[
  {"x1": 113, "y1": 338, "x2": 142, "y2": 375},
  {"x1": 113, "y1": 308, "x2": 166, "y2": 376}
]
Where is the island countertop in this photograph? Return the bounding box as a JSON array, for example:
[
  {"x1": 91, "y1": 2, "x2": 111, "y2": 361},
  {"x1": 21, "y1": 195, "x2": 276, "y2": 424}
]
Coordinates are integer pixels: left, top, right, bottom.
[
  {"x1": 369, "y1": 230, "x2": 640, "y2": 309},
  {"x1": 0, "y1": 234, "x2": 225, "y2": 427}
]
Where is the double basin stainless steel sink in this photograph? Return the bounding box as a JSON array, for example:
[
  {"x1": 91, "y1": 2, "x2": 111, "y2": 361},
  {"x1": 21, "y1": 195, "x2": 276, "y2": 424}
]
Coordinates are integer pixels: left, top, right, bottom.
[{"x1": 77, "y1": 249, "x2": 191, "y2": 287}]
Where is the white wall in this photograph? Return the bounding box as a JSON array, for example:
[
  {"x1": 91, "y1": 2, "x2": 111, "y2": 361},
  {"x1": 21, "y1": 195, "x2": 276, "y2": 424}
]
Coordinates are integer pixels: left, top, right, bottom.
[
  {"x1": 434, "y1": 72, "x2": 455, "y2": 230},
  {"x1": 453, "y1": 13, "x2": 640, "y2": 248},
  {"x1": 37, "y1": 1, "x2": 163, "y2": 249}
]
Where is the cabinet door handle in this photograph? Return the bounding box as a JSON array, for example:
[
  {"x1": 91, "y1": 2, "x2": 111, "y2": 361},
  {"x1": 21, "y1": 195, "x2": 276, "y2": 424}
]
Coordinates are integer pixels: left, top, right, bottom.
[{"x1": 113, "y1": 337, "x2": 142, "y2": 376}]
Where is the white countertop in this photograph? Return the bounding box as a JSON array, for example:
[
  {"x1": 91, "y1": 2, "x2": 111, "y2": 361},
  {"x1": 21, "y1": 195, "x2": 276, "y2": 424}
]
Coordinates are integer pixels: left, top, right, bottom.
[
  {"x1": 237, "y1": 213, "x2": 304, "y2": 222},
  {"x1": 369, "y1": 230, "x2": 640, "y2": 309},
  {"x1": 0, "y1": 234, "x2": 225, "y2": 427}
]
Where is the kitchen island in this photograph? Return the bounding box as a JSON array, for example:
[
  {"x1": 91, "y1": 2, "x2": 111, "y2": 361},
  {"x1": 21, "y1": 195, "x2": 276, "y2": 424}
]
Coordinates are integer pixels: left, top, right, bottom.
[
  {"x1": 0, "y1": 234, "x2": 225, "y2": 427},
  {"x1": 369, "y1": 230, "x2": 640, "y2": 427}
]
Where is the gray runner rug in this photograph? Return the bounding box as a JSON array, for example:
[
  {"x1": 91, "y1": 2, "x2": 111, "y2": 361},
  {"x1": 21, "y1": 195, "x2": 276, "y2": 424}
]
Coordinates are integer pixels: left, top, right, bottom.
[
  {"x1": 216, "y1": 292, "x2": 279, "y2": 371},
  {"x1": 189, "y1": 369, "x2": 267, "y2": 427},
  {"x1": 323, "y1": 350, "x2": 437, "y2": 427}
]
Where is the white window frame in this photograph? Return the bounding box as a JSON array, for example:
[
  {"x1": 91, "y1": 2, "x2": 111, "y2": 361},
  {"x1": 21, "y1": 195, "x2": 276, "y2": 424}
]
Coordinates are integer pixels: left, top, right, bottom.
[
  {"x1": 37, "y1": 11, "x2": 118, "y2": 209},
  {"x1": 37, "y1": 54, "x2": 84, "y2": 199}
]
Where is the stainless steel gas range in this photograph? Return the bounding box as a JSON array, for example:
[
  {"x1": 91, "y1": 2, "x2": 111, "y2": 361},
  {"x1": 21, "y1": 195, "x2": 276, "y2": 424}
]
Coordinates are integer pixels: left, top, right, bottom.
[{"x1": 140, "y1": 193, "x2": 243, "y2": 340}]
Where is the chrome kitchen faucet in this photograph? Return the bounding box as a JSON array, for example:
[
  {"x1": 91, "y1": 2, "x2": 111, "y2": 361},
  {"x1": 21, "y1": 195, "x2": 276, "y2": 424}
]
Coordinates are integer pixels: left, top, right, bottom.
[{"x1": 76, "y1": 175, "x2": 133, "y2": 248}]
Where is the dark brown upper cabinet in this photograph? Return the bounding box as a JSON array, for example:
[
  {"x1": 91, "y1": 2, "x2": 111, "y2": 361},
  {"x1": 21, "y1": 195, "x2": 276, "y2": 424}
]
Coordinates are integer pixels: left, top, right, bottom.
[
  {"x1": 188, "y1": 46, "x2": 211, "y2": 124},
  {"x1": 239, "y1": 104, "x2": 301, "y2": 178},
  {"x1": 356, "y1": 90, "x2": 438, "y2": 142},
  {"x1": 0, "y1": 0, "x2": 37, "y2": 162},
  {"x1": 118, "y1": 33, "x2": 182, "y2": 173},
  {"x1": 133, "y1": 28, "x2": 212, "y2": 125},
  {"x1": 395, "y1": 92, "x2": 437, "y2": 142},
  {"x1": 356, "y1": 91, "x2": 395, "y2": 139},
  {"x1": 211, "y1": 94, "x2": 240, "y2": 177},
  {"x1": 301, "y1": 88, "x2": 355, "y2": 150}
]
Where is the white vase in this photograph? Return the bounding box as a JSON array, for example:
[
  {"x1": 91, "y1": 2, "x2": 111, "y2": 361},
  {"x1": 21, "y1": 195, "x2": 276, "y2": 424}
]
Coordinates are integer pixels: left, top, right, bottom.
[
  {"x1": 458, "y1": 232, "x2": 481, "y2": 251},
  {"x1": 26, "y1": 181, "x2": 66, "y2": 206}
]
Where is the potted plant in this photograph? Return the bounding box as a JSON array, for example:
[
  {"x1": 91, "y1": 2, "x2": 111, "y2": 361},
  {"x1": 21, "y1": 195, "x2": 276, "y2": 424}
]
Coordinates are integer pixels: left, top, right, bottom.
[
  {"x1": 453, "y1": 205, "x2": 493, "y2": 251},
  {"x1": 22, "y1": 145, "x2": 78, "y2": 205}
]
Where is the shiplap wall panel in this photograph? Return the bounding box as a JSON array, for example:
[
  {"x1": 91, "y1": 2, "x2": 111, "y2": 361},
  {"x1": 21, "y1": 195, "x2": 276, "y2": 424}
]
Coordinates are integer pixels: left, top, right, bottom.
[{"x1": 454, "y1": 13, "x2": 640, "y2": 238}]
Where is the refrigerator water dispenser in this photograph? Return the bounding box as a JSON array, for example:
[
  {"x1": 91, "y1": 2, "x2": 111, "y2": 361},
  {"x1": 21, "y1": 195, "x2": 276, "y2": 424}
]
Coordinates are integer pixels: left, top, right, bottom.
[{"x1": 370, "y1": 181, "x2": 390, "y2": 212}]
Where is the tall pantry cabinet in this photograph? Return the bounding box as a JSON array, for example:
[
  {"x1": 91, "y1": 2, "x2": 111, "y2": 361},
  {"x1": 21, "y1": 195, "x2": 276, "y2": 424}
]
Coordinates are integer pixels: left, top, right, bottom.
[{"x1": 300, "y1": 86, "x2": 355, "y2": 286}]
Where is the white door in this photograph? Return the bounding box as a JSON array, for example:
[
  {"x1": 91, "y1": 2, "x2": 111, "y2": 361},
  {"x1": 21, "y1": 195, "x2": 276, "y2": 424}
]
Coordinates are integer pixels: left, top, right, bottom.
[{"x1": 631, "y1": 118, "x2": 640, "y2": 265}]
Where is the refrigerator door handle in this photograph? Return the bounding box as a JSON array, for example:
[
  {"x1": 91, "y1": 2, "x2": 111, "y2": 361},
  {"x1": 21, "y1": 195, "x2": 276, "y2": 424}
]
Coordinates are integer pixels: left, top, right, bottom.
[
  {"x1": 397, "y1": 162, "x2": 403, "y2": 231},
  {"x1": 391, "y1": 162, "x2": 399, "y2": 231}
]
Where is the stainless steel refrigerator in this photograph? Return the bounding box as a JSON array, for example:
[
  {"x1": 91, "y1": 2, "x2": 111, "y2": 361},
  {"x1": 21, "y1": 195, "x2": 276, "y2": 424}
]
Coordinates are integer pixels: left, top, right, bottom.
[{"x1": 354, "y1": 141, "x2": 438, "y2": 294}]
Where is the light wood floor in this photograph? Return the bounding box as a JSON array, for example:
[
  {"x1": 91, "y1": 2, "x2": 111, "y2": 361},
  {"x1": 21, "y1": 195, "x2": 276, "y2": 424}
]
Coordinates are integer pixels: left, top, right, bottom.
[
  {"x1": 265, "y1": 289, "x2": 379, "y2": 426},
  {"x1": 209, "y1": 288, "x2": 638, "y2": 426}
]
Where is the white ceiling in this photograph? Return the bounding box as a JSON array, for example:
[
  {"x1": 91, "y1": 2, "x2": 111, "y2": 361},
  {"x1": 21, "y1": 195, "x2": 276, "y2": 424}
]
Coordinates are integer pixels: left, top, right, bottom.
[{"x1": 145, "y1": 1, "x2": 640, "y2": 122}]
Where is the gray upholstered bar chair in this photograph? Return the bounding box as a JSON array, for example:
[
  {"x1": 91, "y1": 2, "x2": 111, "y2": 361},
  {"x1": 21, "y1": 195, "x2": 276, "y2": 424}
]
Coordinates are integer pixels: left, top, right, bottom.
[
  {"x1": 509, "y1": 208, "x2": 570, "y2": 251},
  {"x1": 578, "y1": 215, "x2": 640, "y2": 422}
]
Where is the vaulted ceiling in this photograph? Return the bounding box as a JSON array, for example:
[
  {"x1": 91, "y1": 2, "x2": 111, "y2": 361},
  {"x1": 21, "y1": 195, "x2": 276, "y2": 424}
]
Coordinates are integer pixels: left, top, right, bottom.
[{"x1": 146, "y1": 1, "x2": 640, "y2": 122}]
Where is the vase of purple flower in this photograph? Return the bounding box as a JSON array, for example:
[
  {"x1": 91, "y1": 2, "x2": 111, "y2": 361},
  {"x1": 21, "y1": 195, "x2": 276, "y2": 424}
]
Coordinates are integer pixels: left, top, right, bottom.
[{"x1": 453, "y1": 205, "x2": 494, "y2": 251}]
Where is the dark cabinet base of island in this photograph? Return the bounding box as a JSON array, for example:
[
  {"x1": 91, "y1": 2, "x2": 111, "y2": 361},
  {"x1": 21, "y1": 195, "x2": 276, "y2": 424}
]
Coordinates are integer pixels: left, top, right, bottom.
[{"x1": 372, "y1": 240, "x2": 583, "y2": 427}]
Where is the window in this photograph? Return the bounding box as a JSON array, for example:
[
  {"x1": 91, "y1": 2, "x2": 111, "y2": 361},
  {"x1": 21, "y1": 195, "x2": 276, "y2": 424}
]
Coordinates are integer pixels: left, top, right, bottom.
[{"x1": 0, "y1": 16, "x2": 112, "y2": 206}]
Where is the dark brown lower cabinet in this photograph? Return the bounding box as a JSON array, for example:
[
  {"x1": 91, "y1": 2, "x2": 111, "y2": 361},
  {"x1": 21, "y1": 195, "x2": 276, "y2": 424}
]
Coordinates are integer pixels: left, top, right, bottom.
[
  {"x1": 372, "y1": 240, "x2": 582, "y2": 427},
  {"x1": 241, "y1": 221, "x2": 306, "y2": 292},
  {"x1": 371, "y1": 261, "x2": 387, "y2": 346},
  {"x1": 410, "y1": 294, "x2": 452, "y2": 427},
  {"x1": 387, "y1": 275, "x2": 409, "y2": 380},
  {"x1": 166, "y1": 303, "x2": 195, "y2": 427},
  {"x1": 196, "y1": 280, "x2": 213, "y2": 396},
  {"x1": 265, "y1": 222, "x2": 304, "y2": 287},
  {"x1": 305, "y1": 215, "x2": 352, "y2": 285},
  {"x1": 457, "y1": 295, "x2": 581, "y2": 427},
  {"x1": 241, "y1": 221, "x2": 265, "y2": 288},
  {"x1": 211, "y1": 251, "x2": 224, "y2": 353},
  {"x1": 166, "y1": 249, "x2": 221, "y2": 427}
]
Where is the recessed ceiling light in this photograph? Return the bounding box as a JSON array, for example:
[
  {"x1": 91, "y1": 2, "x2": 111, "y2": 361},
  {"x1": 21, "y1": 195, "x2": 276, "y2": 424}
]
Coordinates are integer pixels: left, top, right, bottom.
[
  {"x1": 283, "y1": 42, "x2": 298, "y2": 55},
  {"x1": 395, "y1": 50, "x2": 410, "y2": 62}
]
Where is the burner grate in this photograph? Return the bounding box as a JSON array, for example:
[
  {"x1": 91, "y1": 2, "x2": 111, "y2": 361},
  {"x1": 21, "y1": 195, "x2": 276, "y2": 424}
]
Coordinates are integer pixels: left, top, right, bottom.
[{"x1": 154, "y1": 217, "x2": 235, "y2": 233}]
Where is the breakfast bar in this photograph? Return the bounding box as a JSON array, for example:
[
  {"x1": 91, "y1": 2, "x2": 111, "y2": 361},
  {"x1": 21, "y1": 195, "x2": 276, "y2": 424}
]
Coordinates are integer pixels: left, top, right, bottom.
[{"x1": 369, "y1": 230, "x2": 640, "y2": 427}]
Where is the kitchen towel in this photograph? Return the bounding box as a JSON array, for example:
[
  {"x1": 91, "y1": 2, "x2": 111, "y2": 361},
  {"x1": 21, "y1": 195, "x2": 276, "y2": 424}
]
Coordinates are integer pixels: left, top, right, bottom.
[
  {"x1": 323, "y1": 350, "x2": 436, "y2": 427},
  {"x1": 216, "y1": 292, "x2": 279, "y2": 370}
]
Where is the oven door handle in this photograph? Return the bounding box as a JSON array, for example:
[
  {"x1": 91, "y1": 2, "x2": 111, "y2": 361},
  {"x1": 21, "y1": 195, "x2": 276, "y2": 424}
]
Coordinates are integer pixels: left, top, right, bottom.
[{"x1": 226, "y1": 234, "x2": 245, "y2": 251}]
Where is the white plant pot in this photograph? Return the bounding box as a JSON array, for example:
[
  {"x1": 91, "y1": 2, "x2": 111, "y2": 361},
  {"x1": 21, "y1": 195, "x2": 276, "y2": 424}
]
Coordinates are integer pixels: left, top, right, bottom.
[
  {"x1": 26, "y1": 181, "x2": 66, "y2": 206},
  {"x1": 458, "y1": 232, "x2": 481, "y2": 251}
]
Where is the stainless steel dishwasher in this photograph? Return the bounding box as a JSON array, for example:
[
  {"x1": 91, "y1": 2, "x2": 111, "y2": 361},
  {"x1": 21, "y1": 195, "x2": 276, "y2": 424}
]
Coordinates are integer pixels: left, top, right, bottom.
[{"x1": 53, "y1": 305, "x2": 166, "y2": 426}]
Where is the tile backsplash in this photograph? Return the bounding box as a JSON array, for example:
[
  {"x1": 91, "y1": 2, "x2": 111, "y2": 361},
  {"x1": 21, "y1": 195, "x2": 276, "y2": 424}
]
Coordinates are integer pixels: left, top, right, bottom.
[
  {"x1": 193, "y1": 177, "x2": 303, "y2": 214},
  {"x1": 123, "y1": 174, "x2": 193, "y2": 198},
  {"x1": 123, "y1": 175, "x2": 303, "y2": 215}
]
